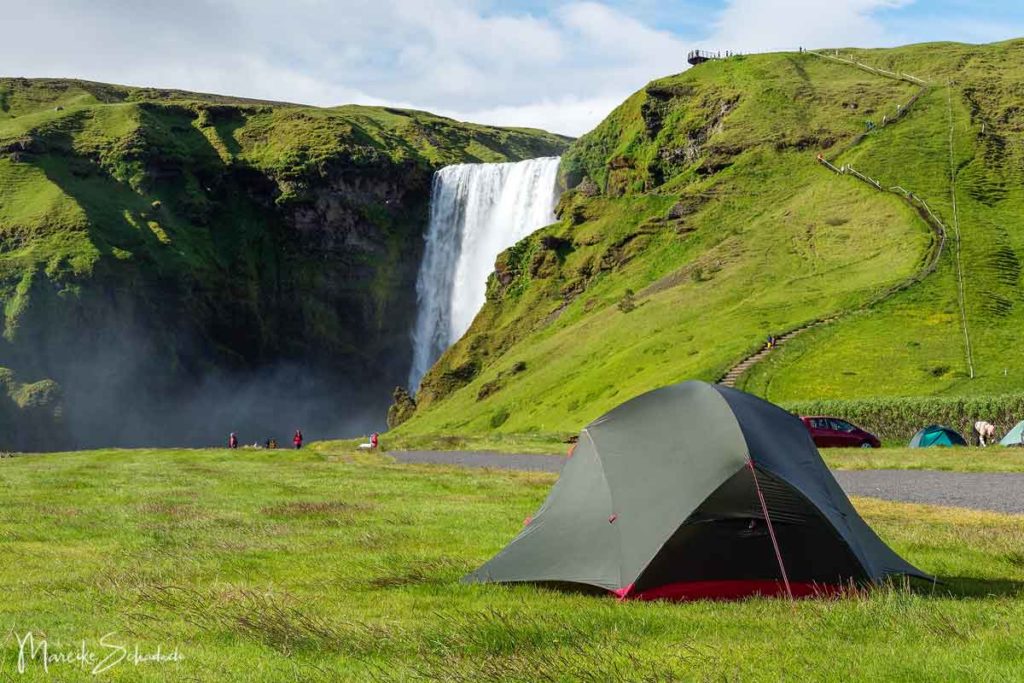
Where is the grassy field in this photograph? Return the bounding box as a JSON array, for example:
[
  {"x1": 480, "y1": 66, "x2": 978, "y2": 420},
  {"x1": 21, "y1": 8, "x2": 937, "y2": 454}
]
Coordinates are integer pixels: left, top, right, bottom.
[
  {"x1": 355, "y1": 432, "x2": 1024, "y2": 472},
  {"x1": 360, "y1": 431, "x2": 576, "y2": 455},
  {"x1": 2, "y1": 446, "x2": 1022, "y2": 680},
  {"x1": 740, "y1": 56, "x2": 1024, "y2": 401},
  {"x1": 823, "y1": 446, "x2": 1024, "y2": 472}
]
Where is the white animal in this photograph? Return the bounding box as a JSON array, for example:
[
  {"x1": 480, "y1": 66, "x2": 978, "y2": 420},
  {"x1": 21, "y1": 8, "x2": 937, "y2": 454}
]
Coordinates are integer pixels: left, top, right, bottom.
[{"x1": 974, "y1": 421, "x2": 996, "y2": 447}]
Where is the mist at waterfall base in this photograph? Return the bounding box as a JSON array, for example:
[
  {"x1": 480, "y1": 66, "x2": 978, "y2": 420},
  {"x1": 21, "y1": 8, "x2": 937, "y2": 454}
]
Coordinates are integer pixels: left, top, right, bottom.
[
  {"x1": 409, "y1": 157, "x2": 561, "y2": 389},
  {"x1": 61, "y1": 363, "x2": 386, "y2": 450},
  {"x1": 39, "y1": 319, "x2": 393, "y2": 450}
]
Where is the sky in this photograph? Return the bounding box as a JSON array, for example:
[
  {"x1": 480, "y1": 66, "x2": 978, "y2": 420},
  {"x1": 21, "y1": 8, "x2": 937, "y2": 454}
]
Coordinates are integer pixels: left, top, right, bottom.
[{"x1": 3, "y1": 1, "x2": 1024, "y2": 136}]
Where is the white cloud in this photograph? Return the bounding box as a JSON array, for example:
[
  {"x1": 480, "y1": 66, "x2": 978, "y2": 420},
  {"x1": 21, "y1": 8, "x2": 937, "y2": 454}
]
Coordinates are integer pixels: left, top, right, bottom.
[
  {"x1": 703, "y1": 0, "x2": 912, "y2": 53},
  {"x1": 559, "y1": 2, "x2": 688, "y2": 62},
  {"x1": 437, "y1": 95, "x2": 627, "y2": 137},
  {"x1": 882, "y1": 14, "x2": 1024, "y2": 46},
  {"x1": 1, "y1": 0, "x2": 691, "y2": 135},
  {"x1": 2, "y1": 1, "x2": 1016, "y2": 137}
]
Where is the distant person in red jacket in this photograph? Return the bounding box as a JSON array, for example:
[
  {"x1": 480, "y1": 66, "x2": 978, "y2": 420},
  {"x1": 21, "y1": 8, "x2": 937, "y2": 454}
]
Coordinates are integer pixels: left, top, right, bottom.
[
  {"x1": 293, "y1": 430, "x2": 303, "y2": 449},
  {"x1": 228, "y1": 432, "x2": 238, "y2": 449}
]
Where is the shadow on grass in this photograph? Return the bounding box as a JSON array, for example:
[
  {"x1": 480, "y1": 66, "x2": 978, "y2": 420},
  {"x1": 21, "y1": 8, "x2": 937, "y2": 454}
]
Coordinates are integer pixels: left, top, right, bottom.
[{"x1": 923, "y1": 575, "x2": 1024, "y2": 599}]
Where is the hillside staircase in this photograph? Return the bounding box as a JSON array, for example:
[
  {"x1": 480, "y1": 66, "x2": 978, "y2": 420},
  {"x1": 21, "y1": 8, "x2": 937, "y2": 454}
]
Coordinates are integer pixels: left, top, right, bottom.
[{"x1": 717, "y1": 318, "x2": 835, "y2": 387}]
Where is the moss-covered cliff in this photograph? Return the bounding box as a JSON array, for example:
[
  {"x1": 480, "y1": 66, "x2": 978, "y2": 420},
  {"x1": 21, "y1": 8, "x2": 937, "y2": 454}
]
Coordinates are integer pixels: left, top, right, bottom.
[{"x1": 0, "y1": 78, "x2": 569, "y2": 448}]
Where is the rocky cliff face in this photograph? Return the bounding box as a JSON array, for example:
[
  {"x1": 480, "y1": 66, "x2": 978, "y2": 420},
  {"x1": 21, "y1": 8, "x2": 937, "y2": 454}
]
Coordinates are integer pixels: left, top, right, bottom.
[{"x1": 0, "y1": 78, "x2": 569, "y2": 448}]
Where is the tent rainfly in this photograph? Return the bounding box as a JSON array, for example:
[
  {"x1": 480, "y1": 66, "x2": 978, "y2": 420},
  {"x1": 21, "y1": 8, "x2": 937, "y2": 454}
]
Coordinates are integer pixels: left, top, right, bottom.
[
  {"x1": 908, "y1": 425, "x2": 967, "y2": 448},
  {"x1": 1001, "y1": 421, "x2": 1024, "y2": 447},
  {"x1": 465, "y1": 381, "x2": 929, "y2": 601}
]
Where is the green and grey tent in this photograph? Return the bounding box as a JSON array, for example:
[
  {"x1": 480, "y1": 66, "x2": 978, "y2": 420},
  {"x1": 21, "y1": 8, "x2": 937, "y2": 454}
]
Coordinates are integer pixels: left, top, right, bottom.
[
  {"x1": 908, "y1": 425, "x2": 967, "y2": 448},
  {"x1": 465, "y1": 381, "x2": 928, "y2": 601},
  {"x1": 1000, "y1": 421, "x2": 1024, "y2": 447}
]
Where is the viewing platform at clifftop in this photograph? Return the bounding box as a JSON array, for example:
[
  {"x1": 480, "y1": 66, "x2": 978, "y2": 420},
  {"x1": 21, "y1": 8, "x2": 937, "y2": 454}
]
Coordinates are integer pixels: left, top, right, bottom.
[{"x1": 687, "y1": 49, "x2": 728, "y2": 65}]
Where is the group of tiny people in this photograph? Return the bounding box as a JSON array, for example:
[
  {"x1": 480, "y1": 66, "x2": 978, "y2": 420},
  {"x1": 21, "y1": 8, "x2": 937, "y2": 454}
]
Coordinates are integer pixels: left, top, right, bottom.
[
  {"x1": 228, "y1": 430, "x2": 304, "y2": 450},
  {"x1": 226, "y1": 430, "x2": 381, "y2": 450}
]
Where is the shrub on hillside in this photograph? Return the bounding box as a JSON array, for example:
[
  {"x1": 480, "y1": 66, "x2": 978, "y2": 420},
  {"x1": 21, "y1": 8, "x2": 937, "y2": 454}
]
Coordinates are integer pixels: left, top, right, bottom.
[
  {"x1": 490, "y1": 408, "x2": 510, "y2": 429},
  {"x1": 784, "y1": 394, "x2": 1024, "y2": 444},
  {"x1": 618, "y1": 289, "x2": 637, "y2": 313}
]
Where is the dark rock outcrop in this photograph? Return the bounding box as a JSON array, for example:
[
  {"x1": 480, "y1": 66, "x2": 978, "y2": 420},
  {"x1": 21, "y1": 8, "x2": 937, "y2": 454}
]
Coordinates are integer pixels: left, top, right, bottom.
[{"x1": 386, "y1": 386, "x2": 417, "y2": 429}]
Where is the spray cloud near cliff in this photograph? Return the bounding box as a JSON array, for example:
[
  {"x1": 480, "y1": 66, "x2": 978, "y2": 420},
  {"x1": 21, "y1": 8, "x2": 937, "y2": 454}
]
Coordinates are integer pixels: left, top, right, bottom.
[
  {"x1": 3, "y1": 301, "x2": 393, "y2": 451},
  {"x1": 57, "y1": 341, "x2": 389, "y2": 450},
  {"x1": 408, "y1": 157, "x2": 561, "y2": 390}
]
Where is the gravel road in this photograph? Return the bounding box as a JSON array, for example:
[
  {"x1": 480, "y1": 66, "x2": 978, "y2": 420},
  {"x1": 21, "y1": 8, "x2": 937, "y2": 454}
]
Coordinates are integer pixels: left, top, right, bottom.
[{"x1": 388, "y1": 451, "x2": 1024, "y2": 515}]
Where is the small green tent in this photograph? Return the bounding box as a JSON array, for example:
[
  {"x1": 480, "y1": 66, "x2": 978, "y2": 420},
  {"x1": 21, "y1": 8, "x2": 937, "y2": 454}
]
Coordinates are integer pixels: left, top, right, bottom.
[
  {"x1": 465, "y1": 381, "x2": 929, "y2": 601},
  {"x1": 908, "y1": 425, "x2": 967, "y2": 448},
  {"x1": 1000, "y1": 421, "x2": 1024, "y2": 447}
]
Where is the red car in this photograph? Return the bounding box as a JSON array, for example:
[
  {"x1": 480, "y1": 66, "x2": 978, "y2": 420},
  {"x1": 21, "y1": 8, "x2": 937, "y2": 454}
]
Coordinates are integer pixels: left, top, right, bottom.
[{"x1": 800, "y1": 416, "x2": 881, "y2": 448}]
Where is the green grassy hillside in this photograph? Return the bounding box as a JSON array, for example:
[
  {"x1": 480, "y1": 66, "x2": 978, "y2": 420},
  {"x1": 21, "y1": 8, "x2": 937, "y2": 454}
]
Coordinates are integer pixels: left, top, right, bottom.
[
  {"x1": 742, "y1": 43, "x2": 1024, "y2": 401},
  {"x1": 0, "y1": 78, "x2": 569, "y2": 448},
  {"x1": 399, "y1": 39, "x2": 1024, "y2": 439}
]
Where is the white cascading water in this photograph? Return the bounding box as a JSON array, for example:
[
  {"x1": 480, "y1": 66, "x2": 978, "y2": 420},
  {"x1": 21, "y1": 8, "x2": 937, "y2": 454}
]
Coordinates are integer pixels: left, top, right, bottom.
[{"x1": 408, "y1": 157, "x2": 561, "y2": 390}]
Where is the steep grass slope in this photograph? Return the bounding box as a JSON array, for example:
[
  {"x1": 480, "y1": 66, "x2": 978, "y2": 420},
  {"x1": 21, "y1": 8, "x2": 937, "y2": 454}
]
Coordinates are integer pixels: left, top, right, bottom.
[
  {"x1": 743, "y1": 42, "x2": 1024, "y2": 400},
  {"x1": 398, "y1": 39, "x2": 1024, "y2": 439},
  {"x1": 0, "y1": 78, "x2": 569, "y2": 448}
]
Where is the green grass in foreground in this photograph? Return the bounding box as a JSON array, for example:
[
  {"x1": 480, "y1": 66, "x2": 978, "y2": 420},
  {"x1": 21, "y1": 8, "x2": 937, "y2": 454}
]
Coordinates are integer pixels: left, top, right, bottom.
[{"x1": 1, "y1": 447, "x2": 1023, "y2": 680}]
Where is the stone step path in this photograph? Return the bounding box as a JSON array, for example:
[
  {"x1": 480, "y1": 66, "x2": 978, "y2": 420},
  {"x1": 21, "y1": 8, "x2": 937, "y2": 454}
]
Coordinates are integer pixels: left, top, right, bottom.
[{"x1": 717, "y1": 318, "x2": 836, "y2": 387}]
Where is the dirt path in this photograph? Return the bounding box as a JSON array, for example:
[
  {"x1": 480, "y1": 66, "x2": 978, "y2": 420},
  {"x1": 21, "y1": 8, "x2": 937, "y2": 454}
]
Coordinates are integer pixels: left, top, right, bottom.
[{"x1": 388, "y1": 450, "x2": 1024, "y2": 515}]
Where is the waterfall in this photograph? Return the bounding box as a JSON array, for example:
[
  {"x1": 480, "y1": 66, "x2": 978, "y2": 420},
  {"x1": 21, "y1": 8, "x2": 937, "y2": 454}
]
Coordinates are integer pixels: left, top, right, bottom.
[{"x1": 408, "y1": 156, "x2": 561, "y2": 390}]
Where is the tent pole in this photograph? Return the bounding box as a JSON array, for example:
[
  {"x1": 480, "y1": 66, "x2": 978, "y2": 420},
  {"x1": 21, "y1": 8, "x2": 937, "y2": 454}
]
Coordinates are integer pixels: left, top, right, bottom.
[{"x1": 748, "y1": 459, "x2": 794, "y2": 601}]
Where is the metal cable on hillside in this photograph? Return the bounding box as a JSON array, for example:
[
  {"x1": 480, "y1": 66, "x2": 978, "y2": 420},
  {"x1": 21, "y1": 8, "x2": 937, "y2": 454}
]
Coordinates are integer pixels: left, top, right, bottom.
[{"x1": 946, "y1": 81, "x2": 975, "y2": 379}]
